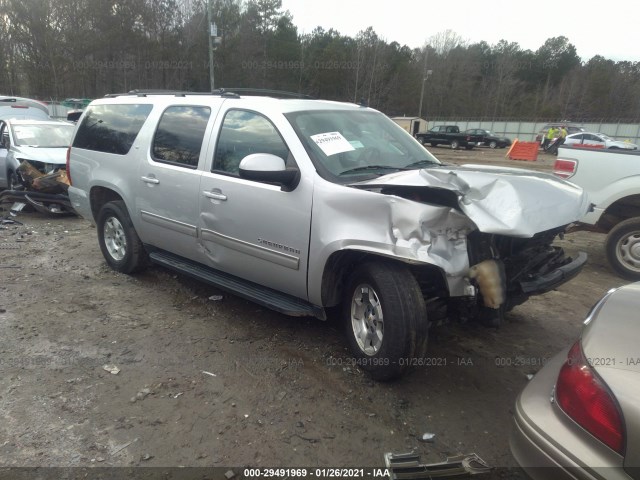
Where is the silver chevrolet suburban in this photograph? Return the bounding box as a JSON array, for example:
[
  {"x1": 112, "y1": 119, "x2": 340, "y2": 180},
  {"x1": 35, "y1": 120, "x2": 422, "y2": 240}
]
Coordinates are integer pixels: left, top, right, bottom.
[{"x1": 67, "y1": 91, "x2": 589, "y2": 381}]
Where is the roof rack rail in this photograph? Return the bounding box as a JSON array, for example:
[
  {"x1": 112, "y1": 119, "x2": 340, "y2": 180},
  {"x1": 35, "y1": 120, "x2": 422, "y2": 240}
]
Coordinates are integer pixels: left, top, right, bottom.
[
  {"x1": 103, "y1": 89, "x2": 232, "y2": 98},
  {"x1": 220, "y1": 88, "x2": 314, "y2": 99},
  {"x1": 104, "y1": 88, "x2": 314, "y2": 100}
]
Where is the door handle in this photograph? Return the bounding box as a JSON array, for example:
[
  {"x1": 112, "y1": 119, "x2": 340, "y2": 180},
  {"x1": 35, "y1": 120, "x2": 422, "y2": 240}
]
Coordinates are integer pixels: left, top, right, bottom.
[
  {"x1": 141, "y1": 176, "x2": 160, "y2": 184},
  {"x1": 203, "y1": 191, "x2": 227, "y2": 201}
]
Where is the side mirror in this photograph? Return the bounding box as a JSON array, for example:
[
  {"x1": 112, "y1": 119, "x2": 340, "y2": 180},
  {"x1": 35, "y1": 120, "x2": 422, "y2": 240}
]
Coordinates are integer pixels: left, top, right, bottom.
[
  {"x1": 67, "y1": 110, "x2": 82, "y2": 122},
  {"x1": 239, "y1": 153, "x2": 299, "y2": 190}
]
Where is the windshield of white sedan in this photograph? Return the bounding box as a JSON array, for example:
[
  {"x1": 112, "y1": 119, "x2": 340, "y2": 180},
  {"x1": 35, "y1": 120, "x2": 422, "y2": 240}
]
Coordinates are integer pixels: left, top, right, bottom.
[
  {"x1": 13, "y1": 124, "x2": 75, "y2": 147},
  {"x1": 286, "y1": 110, "x2": 439, "y2": 177}
]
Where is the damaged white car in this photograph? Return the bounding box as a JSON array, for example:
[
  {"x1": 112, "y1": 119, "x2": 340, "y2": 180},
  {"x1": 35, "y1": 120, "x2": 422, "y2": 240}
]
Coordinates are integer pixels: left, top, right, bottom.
[{"x1": 67, "y1": 92, "x2": 589, "y2": 381}]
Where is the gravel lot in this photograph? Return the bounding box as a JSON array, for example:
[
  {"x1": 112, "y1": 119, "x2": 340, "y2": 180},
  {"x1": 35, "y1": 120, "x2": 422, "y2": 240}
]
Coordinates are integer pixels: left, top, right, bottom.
[{"x1": 0, "y1": 147, "x2": 626, "y2": 475}]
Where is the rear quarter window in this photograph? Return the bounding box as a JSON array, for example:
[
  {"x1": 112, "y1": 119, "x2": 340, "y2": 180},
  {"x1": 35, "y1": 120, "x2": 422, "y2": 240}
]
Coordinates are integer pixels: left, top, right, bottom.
[{"x1": 73, "y1": 104, "x2": 153, "y2": 155}]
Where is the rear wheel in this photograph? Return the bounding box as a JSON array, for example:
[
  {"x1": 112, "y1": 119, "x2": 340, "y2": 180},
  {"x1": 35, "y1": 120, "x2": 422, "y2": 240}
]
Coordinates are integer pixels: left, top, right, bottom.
[
  {"x1": 489, "y1": 141, "x2": 498, "y2": 149},
  {"x1": 605, "y1": 217, "x2": 640, "y2": 280},
  {"x1": 451, "y1": 139, "x2": 460, "y2": 150},
  {"x1": 430, "y1": 142, "x2": 437, "y2": 147},
  {"x1": 97, "y1": 200, "x2": 148, "y2": 274},
  {"x1": 343, "y1": 262, "x2": 428, "y2": 381}
]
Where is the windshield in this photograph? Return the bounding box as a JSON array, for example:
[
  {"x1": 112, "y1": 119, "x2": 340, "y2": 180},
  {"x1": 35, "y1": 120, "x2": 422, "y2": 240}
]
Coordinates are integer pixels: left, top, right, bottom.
[
  {"x1": 285, "y1": 109, "x2": 440, "y2": 180},
  {"x1": 12, "y1": 123, "x2": 75, "y2": 147}
]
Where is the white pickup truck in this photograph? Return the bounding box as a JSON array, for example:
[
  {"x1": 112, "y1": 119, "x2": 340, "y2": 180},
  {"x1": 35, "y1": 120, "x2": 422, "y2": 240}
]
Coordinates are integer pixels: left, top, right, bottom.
[{"x1": 554, "y1": 145, "x2": 640, "y2": 279}]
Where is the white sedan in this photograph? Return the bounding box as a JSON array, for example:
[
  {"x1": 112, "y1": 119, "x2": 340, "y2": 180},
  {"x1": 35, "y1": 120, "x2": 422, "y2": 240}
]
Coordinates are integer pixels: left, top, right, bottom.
[{"x1": 564, "y1": 132, "x2": 638, "y2": 150}]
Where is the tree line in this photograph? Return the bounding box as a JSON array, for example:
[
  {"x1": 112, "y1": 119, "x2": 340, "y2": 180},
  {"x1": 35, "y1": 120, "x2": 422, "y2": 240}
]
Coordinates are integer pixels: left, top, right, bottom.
[{"x1": 1, "y1": 0, "x2": 639, "y2": 121}]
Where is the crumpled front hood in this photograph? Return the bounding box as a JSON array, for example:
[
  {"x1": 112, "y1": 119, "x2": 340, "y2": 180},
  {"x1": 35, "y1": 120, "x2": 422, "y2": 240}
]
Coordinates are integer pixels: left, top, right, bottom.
[
  {"x1": 352, "y1": 164, "x2": 590, "y2": 237},
  {"x1": 14, "y1": 146, "x2": 68, "y2": 164}
]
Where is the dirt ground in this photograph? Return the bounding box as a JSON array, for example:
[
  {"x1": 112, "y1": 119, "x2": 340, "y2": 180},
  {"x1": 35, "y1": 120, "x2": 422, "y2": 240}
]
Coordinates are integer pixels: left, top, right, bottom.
[{"x1": 0, "y1": 146, "x2": 627, "y2": 476}]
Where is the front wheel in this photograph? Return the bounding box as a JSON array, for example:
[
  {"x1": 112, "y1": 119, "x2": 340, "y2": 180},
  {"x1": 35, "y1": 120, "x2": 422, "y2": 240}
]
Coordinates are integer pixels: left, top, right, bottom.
[
  {"x1": 430, "y1": 142, "x2": 437, "y2": 147},
  {"x1": 605, "y1": 217, "x2": 640, "y2": 280},
  {"x1": 7, "y1": 170, "x2": 20, "y2": 190},
  {"x1": 489, "y1": 141, "x2": 498, "y2": 149},
  {"x1": 343, "y1": 262, "x2": 428, "y2": 381},
  {"x1": 450, "y1": 139, "x2": 460, "y2": 150},
  {"x1": 97, "y1": 200, "x2": 148, "y2": 274}
]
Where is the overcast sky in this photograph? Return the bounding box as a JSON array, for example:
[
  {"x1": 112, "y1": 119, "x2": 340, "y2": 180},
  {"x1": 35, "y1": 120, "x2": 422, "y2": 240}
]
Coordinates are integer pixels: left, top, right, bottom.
[{"x1": 280, "y1": 0, "x2": 640, "y2": 62}]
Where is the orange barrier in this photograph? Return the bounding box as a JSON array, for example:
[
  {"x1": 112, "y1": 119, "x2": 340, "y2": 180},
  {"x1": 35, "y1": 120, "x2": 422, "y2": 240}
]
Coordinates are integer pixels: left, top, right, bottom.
[{"x1": 507, "y1": 139, "x2": 539, "y2": 161}]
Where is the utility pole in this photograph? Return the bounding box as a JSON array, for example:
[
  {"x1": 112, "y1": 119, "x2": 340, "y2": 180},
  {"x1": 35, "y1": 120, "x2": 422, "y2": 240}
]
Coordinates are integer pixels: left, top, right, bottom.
[
  {"x1": 418, "y1": 45, "x2": 430, "y2": 119},
  {"x1": 207, "y1": 0, "x2": 215, "y2": 91},
  {"x1": 418, "y1": 70, "x2": 432, "y2": 119}
]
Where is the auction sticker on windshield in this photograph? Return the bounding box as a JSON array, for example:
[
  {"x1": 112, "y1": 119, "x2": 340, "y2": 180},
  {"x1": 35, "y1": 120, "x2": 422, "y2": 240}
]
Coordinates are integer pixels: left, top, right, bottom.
[{"x1": 310, "y1": 132, "x2": 355, "y2": 156}]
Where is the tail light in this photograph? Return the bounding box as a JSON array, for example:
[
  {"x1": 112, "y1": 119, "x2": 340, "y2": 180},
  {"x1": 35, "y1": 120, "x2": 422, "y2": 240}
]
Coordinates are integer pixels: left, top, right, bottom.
[
  {"x1": 553, "y1": 158, "x2": 577, "y2": 179},
  {"x1": 555, "y1": 341, "x2": 624, "y2": 454},
  {"x1": 66, "y1": 146, "x2": 72, "y2": 186}
]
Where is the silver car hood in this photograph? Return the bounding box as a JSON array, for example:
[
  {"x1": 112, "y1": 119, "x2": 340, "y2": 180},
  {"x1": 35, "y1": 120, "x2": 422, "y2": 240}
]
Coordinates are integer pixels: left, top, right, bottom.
[
  {"x1": 14, "y1": 146, "x2": 68, "y2": 164},
  {"x1": 352, "y1": 164, "x2": 590, "y2": 237}
]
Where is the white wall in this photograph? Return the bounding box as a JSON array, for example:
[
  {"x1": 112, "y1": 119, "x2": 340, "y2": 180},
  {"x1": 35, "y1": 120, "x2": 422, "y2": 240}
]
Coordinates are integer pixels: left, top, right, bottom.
[{"x1": 425, "y1": 120, "x2": 640, "y2": 144}]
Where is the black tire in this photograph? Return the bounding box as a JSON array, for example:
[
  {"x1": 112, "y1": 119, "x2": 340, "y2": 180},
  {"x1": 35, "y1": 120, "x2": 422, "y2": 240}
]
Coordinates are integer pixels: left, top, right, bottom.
[
  {"x1": 97, "y1": 200, "x2": 148, "y2": 274},
  {"x1": 7, "y1": 170, "x2": 19, "y2": 190},
  {"x1": 450, "y1": 139, "x2": 460, "y2": 150},
  {"x1": 343, "y1": 262, "x2": 428, "y2": 381},
  {"x1": 430, "y1": 142, "x2": 437, "y2": 147},
  {"x1": 605, "y1": 217, "x2": 640, "y2": 280},
  {"x1": 489, "y1": 141, "x2": 498, "y2": 149}
]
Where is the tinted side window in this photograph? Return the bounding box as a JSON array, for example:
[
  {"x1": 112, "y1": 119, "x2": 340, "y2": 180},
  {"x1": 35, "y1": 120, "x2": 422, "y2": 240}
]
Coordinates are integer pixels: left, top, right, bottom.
[
  {"x1": 152, "y1": 106, "x2": 211, "y2": 168},
  {"x1": 213, "y1": 110, "x2": 289, "y2": 176},
  {"x1": 0, "y1": 123, "x2": 8, "y2": 148},
  {"x1": 73, "y1": 104, "x2": 153, "y2": 155}
]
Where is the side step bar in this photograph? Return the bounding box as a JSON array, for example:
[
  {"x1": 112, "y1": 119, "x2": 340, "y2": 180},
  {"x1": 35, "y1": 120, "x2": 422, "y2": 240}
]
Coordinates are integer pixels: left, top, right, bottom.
[{"x1": 149, "y1": 250, "x2": 325, "y2": 320}]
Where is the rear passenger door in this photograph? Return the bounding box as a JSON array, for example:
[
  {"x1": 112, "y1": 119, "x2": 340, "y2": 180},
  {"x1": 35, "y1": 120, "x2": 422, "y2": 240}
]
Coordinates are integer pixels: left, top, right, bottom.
[
  {"x1": 197, "y1": 107, "x2": 312, "y2": 300},
  {"x1": 135, "y1": 105, "x2": 215, "y2": 261}
]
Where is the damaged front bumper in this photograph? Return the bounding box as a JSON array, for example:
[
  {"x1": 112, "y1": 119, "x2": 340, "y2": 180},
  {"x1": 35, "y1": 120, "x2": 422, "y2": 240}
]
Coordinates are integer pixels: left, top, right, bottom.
[
  {"x1": 0, "y1": 189, "x2": 75, "y2": 215},
  {"x1": 384, "y1": 451, "x2": 491, "y2": 478},
  {"x1": 0, "y1": 160, "x2": 76, "y2": 215},
  {"x1": 519, "y1": 251, "x2": 587, "y2": 295}
]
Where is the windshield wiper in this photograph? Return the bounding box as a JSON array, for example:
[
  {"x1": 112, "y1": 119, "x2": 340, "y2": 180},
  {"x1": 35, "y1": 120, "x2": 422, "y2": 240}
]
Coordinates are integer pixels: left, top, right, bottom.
[
  {"x1": 339, "y1": 165, "x2": 408, "y2": 176},
  {"x1": 403, "y1": 159, "x2": 440, "y2": 169}
]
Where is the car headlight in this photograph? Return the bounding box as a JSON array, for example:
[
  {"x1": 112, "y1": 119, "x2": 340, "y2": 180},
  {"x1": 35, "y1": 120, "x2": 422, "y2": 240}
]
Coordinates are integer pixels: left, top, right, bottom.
[{"x1": 17, "y1": 159, "x2": 60, "y2": 174}]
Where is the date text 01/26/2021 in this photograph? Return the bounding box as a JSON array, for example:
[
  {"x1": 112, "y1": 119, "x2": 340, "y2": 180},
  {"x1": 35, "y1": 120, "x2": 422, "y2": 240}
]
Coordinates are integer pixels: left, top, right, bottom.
[
  {"x1": 243, "y1": 468, "x2": 390, "y2": 478},
  {"x1": 325, "y1": 356, "x2": 474, "y2": 367}
]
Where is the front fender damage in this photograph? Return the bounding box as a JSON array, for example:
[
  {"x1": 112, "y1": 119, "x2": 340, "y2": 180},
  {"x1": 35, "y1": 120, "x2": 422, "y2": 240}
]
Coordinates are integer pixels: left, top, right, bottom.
[
  {"x1": 388, "y1": 198, "x2": 472, "y2": 278},
  {"x1": 309, "y1": 182, "x2": 479, "y2": 305}
]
